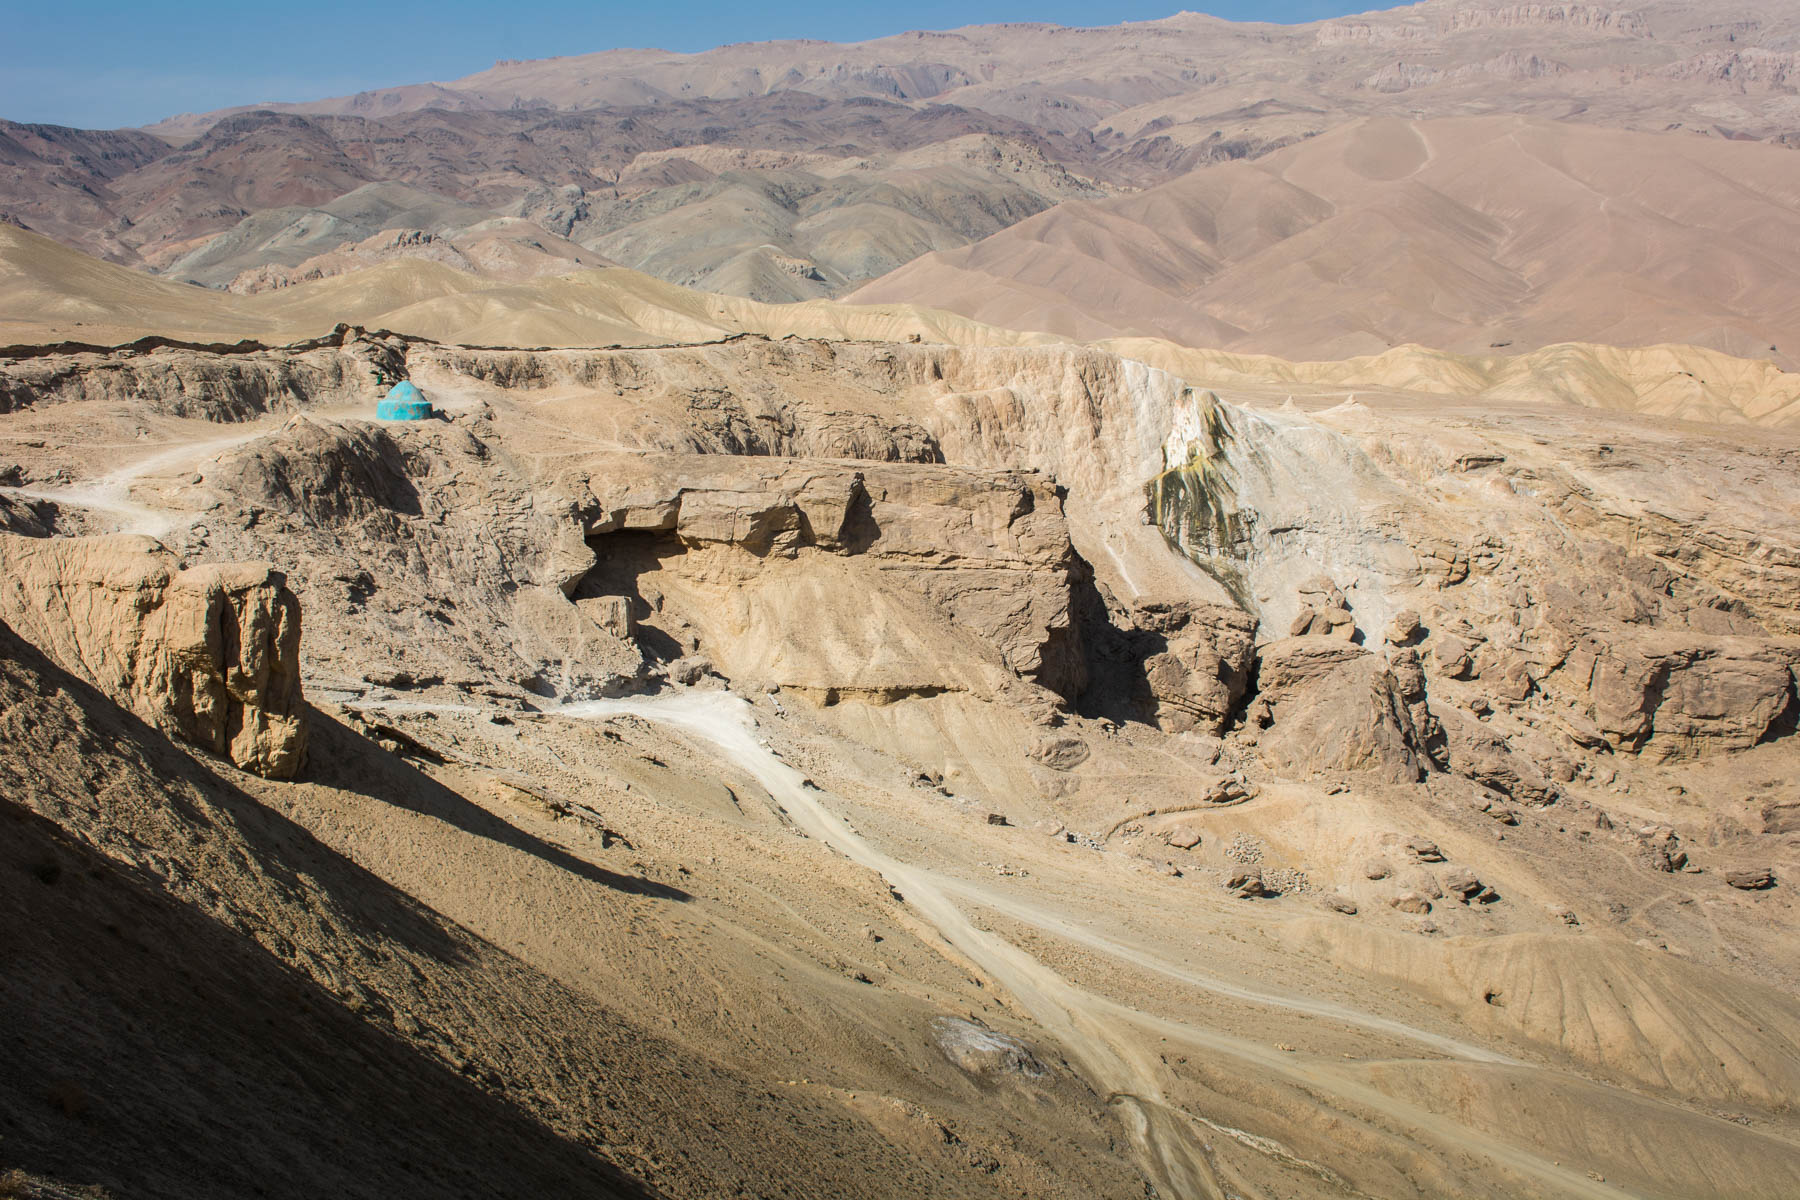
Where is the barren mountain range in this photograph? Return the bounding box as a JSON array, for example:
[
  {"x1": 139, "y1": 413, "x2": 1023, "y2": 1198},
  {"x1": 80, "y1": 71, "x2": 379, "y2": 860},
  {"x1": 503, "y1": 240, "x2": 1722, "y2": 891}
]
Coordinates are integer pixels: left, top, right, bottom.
[
  {"x1": 142, "y1": 0, "x2": 1800, "y2": 152},
  {"x1": 5, "y1": 3, "x2": 1800, "y2": 1199},
  {"x1": 6, "y1": 0, "x2": 1800, "y2": 313},
  {"x1": 854, "y1": 113, "x2": 1800, "y2": 364},
  {"x1": 0, "y1": 97, "x2": 1116, "y2": 300}
]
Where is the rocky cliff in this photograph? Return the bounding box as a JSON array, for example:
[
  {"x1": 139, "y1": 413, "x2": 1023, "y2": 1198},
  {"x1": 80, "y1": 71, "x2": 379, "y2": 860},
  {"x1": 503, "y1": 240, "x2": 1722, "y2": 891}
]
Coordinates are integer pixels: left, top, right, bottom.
[
  {"x1": 5, "y1": 329, "x2": 1800, "y2": 1200},
  {"x1": 581, "y1": 455, "x2": 1085, "y2": 700},
  {"x1": 11, "y1": 330, "x2": 1797, "y2": 801},
  {"x1": 0, "y1": 533, "x2": 307, "y2": 776}
]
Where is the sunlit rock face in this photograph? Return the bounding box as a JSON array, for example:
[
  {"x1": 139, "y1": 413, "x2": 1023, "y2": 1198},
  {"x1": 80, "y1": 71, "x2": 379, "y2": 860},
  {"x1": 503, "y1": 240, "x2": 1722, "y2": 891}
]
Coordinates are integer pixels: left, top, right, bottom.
[{"x1": 0, "y1": 533, "x2": 307, "y2": 777}]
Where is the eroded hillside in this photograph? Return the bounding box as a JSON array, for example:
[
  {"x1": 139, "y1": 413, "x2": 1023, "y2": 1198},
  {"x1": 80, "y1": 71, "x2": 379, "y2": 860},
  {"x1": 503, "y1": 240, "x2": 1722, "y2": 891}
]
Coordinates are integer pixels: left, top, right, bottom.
[{"x1": 3, "y1": 328, "x2": 1799, "y2": 1198}]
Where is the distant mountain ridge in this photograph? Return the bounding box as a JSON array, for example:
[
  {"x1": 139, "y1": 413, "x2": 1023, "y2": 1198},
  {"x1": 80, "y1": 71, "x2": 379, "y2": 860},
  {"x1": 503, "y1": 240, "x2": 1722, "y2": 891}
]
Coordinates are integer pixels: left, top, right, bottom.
[
  {"x1": 851, "y1": 115, "x2": 1800, "y2": 367},
  {"x1": 7, "y1": 218, "x2": 1800, "y2": 431},
  {"x1": 140, "y1": 0, "x2": 1800, "y2": 150},
  {"x1": 3, "y1": 0, "x2": 1800, "y2": 317},
  {"x1": 0, "y1": 95, "x2": 1112, "y2": 301}
]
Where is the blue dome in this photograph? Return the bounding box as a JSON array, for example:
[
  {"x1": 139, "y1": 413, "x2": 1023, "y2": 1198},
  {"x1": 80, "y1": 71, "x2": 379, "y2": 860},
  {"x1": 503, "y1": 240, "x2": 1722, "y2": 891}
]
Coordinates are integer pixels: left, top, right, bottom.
[{"x1": 376, "y1": 380, "x2": 432, "y2": 421}]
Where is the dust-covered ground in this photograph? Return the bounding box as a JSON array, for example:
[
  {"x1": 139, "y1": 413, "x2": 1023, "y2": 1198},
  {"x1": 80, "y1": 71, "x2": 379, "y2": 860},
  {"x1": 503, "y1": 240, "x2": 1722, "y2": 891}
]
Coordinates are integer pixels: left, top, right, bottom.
[{"x1": 3, "y1": 329, "x2": 1799, "y2": 1199}]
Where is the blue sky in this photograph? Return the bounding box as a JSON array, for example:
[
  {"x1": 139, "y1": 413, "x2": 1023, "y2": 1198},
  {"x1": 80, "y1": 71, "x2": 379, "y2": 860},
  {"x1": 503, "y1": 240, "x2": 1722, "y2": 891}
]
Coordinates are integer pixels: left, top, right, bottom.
[{"x1": 3, "y1": 1, "x2": 1368, "y2": 130}]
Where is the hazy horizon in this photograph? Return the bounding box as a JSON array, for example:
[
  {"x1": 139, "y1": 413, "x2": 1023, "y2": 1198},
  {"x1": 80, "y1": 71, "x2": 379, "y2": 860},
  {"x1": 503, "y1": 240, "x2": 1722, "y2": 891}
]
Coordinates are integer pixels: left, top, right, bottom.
[{"x1": 5, "y1": 0, "x2": 1369, "y2": 129}]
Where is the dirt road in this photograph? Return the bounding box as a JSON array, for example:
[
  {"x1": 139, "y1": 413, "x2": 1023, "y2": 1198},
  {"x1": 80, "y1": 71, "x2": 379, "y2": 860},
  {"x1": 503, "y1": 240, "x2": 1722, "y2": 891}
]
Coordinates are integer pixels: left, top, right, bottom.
[{"x1": 563, "y1": 691, "x2": 1645, "y2": 1200}]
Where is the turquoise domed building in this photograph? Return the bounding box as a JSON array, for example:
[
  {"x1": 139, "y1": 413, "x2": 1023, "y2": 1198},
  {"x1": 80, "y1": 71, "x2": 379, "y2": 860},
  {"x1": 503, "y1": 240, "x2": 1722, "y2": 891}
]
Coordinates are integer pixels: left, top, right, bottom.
[{"x1": 376, "y1": 381, "x2": 434, "y2": 421}]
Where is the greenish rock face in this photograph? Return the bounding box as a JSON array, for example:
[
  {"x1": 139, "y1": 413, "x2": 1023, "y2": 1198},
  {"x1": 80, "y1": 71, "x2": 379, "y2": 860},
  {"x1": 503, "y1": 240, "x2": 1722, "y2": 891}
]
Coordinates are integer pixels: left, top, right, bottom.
[{"x1": 1143, "y1": 398, "x2": 1257, "y2": 607}]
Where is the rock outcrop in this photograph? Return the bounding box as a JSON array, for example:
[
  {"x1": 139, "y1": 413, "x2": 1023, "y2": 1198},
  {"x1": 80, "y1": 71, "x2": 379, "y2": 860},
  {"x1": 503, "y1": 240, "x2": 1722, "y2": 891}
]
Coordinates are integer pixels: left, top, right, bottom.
[
  {"x1": 1250, "y1": 638, "x2": 1439, "y2": 783},
  {"x1": 0, "y1": 326, "x2": 407, "y2": 420},
  {"x1": 1289, "y1": 575, "x2": 1359, "y2": 640},
  {"x1": 1726, "y1": 867, "x2": 1776, "y2": 891},
  {"x1": 1126, "y1": 599, "x2": 1259, "y2": 734},
  {"x1": 428, "y1": 340, "x2": 943, "y2": 463},
  {"x1": 1558, "y1": 636, "x2": 1799, "y2": 760},
  {"x1": 933, "y1": 1018, "x2": 1048, "y2": 1080},
  {"x1": 583, "y1": 454, "x2": 1086, "y2": 700},
  {"x1": 0, "y1": 533, "x2": 306, "y2": 776}
]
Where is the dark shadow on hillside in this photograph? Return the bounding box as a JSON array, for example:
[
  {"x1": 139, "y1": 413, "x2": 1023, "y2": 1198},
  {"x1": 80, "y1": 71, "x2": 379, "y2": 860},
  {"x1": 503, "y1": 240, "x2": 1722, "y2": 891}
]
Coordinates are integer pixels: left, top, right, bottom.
[
  {"x1": 0, "y1": 624, "x2": 467, "y2": 966},
  {"x1": 304, "y1": 709, "x2": 692, "y2": 902},
  {"x1": 0, "y1": 800, "x2": 659, "y2": 1200},
  {"x1": 573, "y1": 529, "x2": 689, "y2": 663},
  {"x1": 0, "y1": 620, "x2": 658, "y2": 1200},
  {"x1": 1069, "y1": 561, "x2": 1160, "y2": 728}
]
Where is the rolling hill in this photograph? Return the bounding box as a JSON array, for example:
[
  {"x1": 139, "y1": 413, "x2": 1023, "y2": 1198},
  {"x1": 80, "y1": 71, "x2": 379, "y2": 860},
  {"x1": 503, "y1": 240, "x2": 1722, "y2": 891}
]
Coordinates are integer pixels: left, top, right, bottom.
[
  {"x1": 852, "y1": 115, "x2": 1800, "y2": 367},
  {"x1": 8, "y1": 0, "x2": 1800, "y2": 304},
  {"x1": 7, "y1": 220, "x2": 1800, "y2": 429}
]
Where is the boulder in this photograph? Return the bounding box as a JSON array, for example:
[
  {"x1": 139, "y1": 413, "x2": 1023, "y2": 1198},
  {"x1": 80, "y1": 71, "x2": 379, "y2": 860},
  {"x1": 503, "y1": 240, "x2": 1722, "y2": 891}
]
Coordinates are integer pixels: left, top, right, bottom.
[
  {"x1": 1161, "y1": 823, "x2": 1204, "y2": 851},
  {"x1": 1224, "y1": 867, "x2": 1267, "y2": 898},
  {"x1": 1387, "y1": 609, "x2": 1422, "y2": 646},
  {"x1": 667, "y1": 655, "x2": 715, "y2": 686},
  {"x1": 1251, "y1": 638, "x2": 1439, "y2": 783},
  {"x1": 1132, "y1": 601, "x2": 1258, "y2": 734},
  {"x1": 1469, "y1": 796, "x2": 1521, "y2": 825},
  {"x1": 1442, "y1": 866, "x2": 1482, "y2": 899},
  {"x1": 1291, "y1": 606, "x2": 1357, "y2": 639},
  {"x1": 1297, "y1": 575, "x2": 1348, "y2": 611},
  {"x1": 1390, "y1": 891, "x2": 1433, "y2": 914},
  {"x1": 1197, "y1": 773, "x2": 1258, "y2": 806},
  {"x1": 1725, "y1": 867, "x2": 1775, "y2": 891},
  {"x1": 1490, "y1": 654, "x2": 1537, "y2": 701},
  {"x1": 933, "y1": 1018, "x2": 1048, "y2": 1079},
  {"x1": 1320, "y1": 893, "x2": 1359, "y2": 915},
  {"x1": 0, "y1": 534, "x2": 307, "y2": 777},
  {"x1": 1405, "y1": 837, "x2": 1445, "y2": 863},
  {"x1": 1637, "y1": 828, "x2": 1687, "y2": 873},
  {"x1": 1363, "y1": 858, "x2": 1393, "y2": 880},
  {"x1": 1028, "y1": 735, "x2": 1090, "y2": 771},
  {"x1": 1430, "y1": 634, "x2": 1477, "y2": 680}
]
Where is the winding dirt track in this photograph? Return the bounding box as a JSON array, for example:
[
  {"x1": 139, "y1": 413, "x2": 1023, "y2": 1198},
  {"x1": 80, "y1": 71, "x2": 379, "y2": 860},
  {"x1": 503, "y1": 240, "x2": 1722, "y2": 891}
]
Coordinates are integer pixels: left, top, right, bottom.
[
  {"x1": 938, "y1": 876, "x2": 1518, "y2": 1064},
  {"x1": 0, "y1": 394, "x2": 495, "y2": 538},
  {"x1": 0, "y1": 420, "x2": 324, "y2": 536},
  {"x1": 563, "y1": 691, "x2": 1645, "y2": 1200}
]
